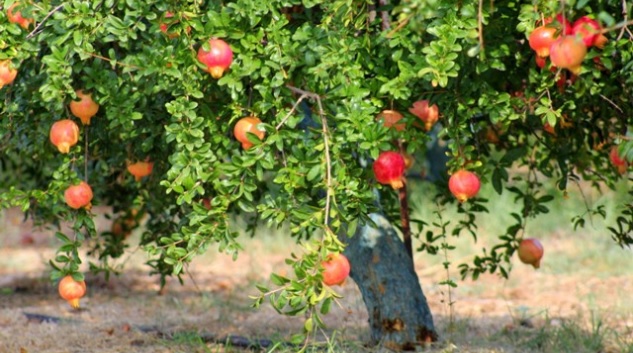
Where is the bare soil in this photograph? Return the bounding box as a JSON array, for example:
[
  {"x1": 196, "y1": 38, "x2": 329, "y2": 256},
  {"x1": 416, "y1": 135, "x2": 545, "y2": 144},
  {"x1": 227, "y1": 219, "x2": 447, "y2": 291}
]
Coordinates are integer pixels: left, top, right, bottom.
[{"x1": 1, "y1": 207, "x2": 632, "y2": 352}]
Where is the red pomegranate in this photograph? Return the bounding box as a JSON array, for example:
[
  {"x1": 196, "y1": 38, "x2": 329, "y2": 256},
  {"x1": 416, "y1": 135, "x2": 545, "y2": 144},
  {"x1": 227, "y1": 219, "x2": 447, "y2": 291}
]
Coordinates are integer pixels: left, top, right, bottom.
[
  {"x1": 448, "y1": 169, "x2": 481, "y2": 202},
  {"x1": 377, "y1": 110, "x2": 405, "y2": 131},
  {"x1": 64, "y1": 181, "x2": 94, "y2": 210},
  {"x1": 197, "y1": 38, "x2": 234, "y2": 79},
  {"x1": 127, "y1": 160, "x2": 154, "y2": 181},
  {"x1": 528, "y1": 25, "x2": 559, "y2": 57},
  {"x1": 233, "y1": 116, "x2": 265, "y2": 149},
  {"x1": 549, "y1": 36, "x2": 587, "y2": 75},
  {"x1": 0, "y1": 60, "x2": 18, "y2": 88},
  {"x1": 321, "y1": 253, "x2": 351, "y2": 286},
  {"x1": 572, "y1": 16, "x2": 602, "y2": 47},
  {"x1": 409, "y1": 100, "x2": 439, "y2": 131},
  {"x1": 610, "y1": 146, "x2": 629, "y2": 174},
  {"x1": 49, "y1": 119, "x2": 80, "y2": 154},
  {"x1": 373, "y1": 151, "x2": 406, "y2": 189},
  {"x1": 535, "y1": 55, "x2": 547, "y2": 69},
  {"x1": 518, "y1": 238, "x2": 544, "y2": 269},
  {"x1": 69, "y1": 90, "x2": 99, "y2": 125},
  {"x1": 6, "y1": 2, "x2": 32, "y2": 30}
]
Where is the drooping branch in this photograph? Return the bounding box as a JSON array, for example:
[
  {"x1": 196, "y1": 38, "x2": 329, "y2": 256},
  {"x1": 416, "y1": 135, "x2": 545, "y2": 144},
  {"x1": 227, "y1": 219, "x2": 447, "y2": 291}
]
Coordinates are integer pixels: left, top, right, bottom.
[{"x1": 26, "y1": 4, "x2": 66, "y2": 39}]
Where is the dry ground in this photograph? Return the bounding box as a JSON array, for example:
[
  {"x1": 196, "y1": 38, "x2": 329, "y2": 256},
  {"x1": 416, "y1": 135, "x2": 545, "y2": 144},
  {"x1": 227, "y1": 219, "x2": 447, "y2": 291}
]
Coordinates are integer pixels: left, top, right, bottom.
[{"x1": 1, "y1": 206, "x2": 632, "y2": 353}]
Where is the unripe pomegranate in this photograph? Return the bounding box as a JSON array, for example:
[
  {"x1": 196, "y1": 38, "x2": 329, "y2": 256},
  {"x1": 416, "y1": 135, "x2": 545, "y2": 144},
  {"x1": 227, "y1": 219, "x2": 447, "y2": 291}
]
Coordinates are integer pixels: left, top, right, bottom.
[
  {"x1": 127, "y1": 160, "x2": 154, "y2": 181},
  {"x1": 0, "y1": 60, "x2": 18, "y2": 88},
  {"x1": 64, "y1": 181, "x2": 93, "y2": 210},
  {"x1": 377, "y1": 110, "x2": 405, "y2": 131},
  {"x1": 321, "y1": 253, "x2": 351, "y2": 286},
  {"x1": 529, "y1": 26, "x2": 558, "y2": 57},
  {"x1": 49, "y1": 119, "x2": 80, "y2": 154},
  {"x1": 233, "y1": 116, "x2": 265, "y2": 149},
  {"x1": 448, "y1": 169, "x2": 481, "y2": 202},
  {"x1": 610, "y1": 146, "x2": 629, "y2": 174},
  {"x1": 409, "y1": 100, "x2": 439, "y2": 131},
  {"x1": 518, "y1": 238, "x2": 544, "y2": 269},
  {"x1": 373, "y1": 151, "x2": 406, "y2": 189},
  {"x1": 7, "y1": 2, "x2": 32, "y2": 30},
  {"x1": 549, "y1": 36, "x2": 587, "y2": 75},
  {"x1": 69, "y1": 90, "x2": 99, "y2": 125},
  {"x1": 572, "y1": 16, "x2": 602, "y2": 47},
  {"x1": 58, "y1": 275, "x2": 87, "y2": 309},
  {"x1": 197, "y1": 38, "x2": 234, "y2": 79}
]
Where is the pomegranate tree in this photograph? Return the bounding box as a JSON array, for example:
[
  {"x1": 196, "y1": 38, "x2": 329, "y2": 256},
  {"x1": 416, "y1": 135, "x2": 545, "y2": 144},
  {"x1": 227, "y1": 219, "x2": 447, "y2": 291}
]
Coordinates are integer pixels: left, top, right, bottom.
[
  {"x1": 197, "y1": 38, "x2": 234, "y2": 79},
  {"x1": 49, "y1": 119, "x2": 80, "y2": 154},
  {"x1": 321, "y1": 254, "x2": 351, "y2": 286},
  {"x1": 373, "y1": 151, "x2": 406, "y2": 189}
]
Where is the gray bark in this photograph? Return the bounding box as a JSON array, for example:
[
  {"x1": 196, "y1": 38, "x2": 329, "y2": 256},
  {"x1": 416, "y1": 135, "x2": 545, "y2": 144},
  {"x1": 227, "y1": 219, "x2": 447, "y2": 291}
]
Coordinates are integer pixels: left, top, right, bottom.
[{"x1": 343, "y1": 213, "x2": 437, "y2": 350}]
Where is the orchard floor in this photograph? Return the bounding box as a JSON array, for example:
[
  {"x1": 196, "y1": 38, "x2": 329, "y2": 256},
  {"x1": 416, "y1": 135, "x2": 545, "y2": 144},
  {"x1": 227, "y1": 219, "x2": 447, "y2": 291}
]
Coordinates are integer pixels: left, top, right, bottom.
[{"x1": 1, "y1": 207, "x2": 632, "y2": 353}]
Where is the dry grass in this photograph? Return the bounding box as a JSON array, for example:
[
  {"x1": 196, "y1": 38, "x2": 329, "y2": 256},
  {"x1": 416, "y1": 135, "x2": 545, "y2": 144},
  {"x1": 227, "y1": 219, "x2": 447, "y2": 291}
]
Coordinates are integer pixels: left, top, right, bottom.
[{"x1": 1, "y1": 176, "x2": 633, "y2": 353}]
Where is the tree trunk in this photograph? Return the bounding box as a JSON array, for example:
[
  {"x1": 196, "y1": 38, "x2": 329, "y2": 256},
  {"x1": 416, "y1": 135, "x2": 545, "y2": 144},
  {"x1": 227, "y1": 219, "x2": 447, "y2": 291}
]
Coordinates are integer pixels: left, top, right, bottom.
[{"x1": 343, "y1": 213, "x2": 437, "y2": 350}]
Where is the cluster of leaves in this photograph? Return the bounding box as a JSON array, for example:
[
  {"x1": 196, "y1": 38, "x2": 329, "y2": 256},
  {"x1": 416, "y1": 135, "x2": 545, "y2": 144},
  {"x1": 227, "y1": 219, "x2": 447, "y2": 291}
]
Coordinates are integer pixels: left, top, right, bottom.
[{"x1": 0, "y1": 0, "x2": 631, "y2": 336}]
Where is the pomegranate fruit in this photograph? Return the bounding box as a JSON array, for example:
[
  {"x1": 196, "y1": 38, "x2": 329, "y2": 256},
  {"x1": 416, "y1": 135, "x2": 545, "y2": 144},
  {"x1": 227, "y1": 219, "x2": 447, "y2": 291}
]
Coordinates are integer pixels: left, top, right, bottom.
[
  {"x1": 593, "y1": 34, "x2": 608, "y2": 49},
  {"x1": 58, "y1": 275, "x2": 87, "y2": 309},
  {"x1": 127, "y1": 160, "x2": 154, "y2": 181},
  {"x1": 610, "y1": 146, "x2": 629, "y2": 174},
  {"x1": 197, "y1": 38, "x2": 233, "y2": 79},
  {"x1": 572, "y1": 16, "x2": 602, "y2": 47},
  {"x1": 549, "y1": 36, "x2": 587, "y2": 74},
  {"x1": 409, "y1": 100, "x2": 439, "y2": 131},
  {"x1": 64, "y1": 181, "x2": 93, "y2": 210},
  {"x1": 0, "y1": 60, "x2": 18, "y2": 88},
  {"x1": 528, "y1": 25, "x2": 558, "y2": 57},
  {"x1": 233, "y1": 116, "x2": 265, "y2": 149},
  {"x1": 373, "y1": 151, "x2": 406, "y2": 189},
  {"x1": 69, "y1": 90, "x2": 99, "y2": 125},
  {"x1": 321, "y1": 253, "x2": 351, "y2": 286},
  {"x1": 448, "y1": 169, "x2": 481, "y2": 202},
  {"x1": 7, "y1": 2, "x2": 32, "y2": 30},
  {"x1": 377, "y1": 110, "x2": 405, "y2": 131},
  {"x1": 49, "y1": 119, "x2": 80, "y2": 154},
  {"x1": 535, "y1": 55, "x2": 547, "y2": 69},
  {"x1": 518, "y1": 238, "x2": 544, "y2": 269}
]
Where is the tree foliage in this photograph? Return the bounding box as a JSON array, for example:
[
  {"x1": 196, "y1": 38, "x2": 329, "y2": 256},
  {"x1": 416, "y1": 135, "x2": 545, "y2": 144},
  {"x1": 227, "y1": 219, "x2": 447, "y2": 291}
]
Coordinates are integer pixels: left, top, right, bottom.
[{"x1": 0, "y1": 0, "x2": 632, "y2": 341}]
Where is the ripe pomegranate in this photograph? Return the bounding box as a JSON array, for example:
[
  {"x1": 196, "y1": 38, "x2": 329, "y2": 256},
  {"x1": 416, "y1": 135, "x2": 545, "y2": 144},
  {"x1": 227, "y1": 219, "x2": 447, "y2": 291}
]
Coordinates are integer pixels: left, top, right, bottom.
[
  {"x1": 409, "y1": 100, "x2": 439, "y2": 131},
  {"x1": 58, "y1": 275, "x2": 87, "y2": 309},
  {"x1": 49, "y1": 119, "x2": 80, "y2": 154},
  {"x1": 528, "y1": 25, "x2": 558, "y2": 57},
  {"x1": 69, "y1": 90, "x2": 99, "y2": 125},
  {"x1": 233, "y1": 116, "x2": 265, "y2": 149},
  {"x1": 448, "y1": 169, "x2": 481, "y2": 202},
  {"x1": 377, "y1": 110, "x2": 405, "y2": 131},
  {"x1": 549, "y1": 36, "x2": 587, "y2": 75},
  {"x1": 373, "y1": 151, "x2": 406, "y2": 189},
  {"x1": 554, "y1": 14, "x2": 574, "y2": 35},
  {"x1": 518, "y1": 238, "x2": 544, "y2": 269},
  {"x1": 197, "y1": 38, "x2": 233, "y2": 79},
  {"x1": 321, "y1": 253, "x2": 351, "y2": 286},
  {"x1": 7, "y1": 2, "x2": 32, "y2": 30},
  {"x1": 610, "y1": 146, "x2": 629, "y2": 174},
  {"x1": 127, "y1": 160, "x2": 154, "y2": 181},
  {"x1": 0, "y1": 60, "x2": 18, "y2": 88},
  {"x1": 572, "y1": 16, "x2": 602, "y2": 47},
  {"x1": 64, "y1": 181, "x2": 93, "y2": 210},
  {"x1": 535, "y1": 55, "x2": 547, "y2": 69}
]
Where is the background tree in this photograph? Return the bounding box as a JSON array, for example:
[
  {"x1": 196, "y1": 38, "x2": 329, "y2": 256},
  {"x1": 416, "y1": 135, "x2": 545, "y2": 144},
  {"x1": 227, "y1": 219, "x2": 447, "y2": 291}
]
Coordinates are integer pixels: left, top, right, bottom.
[{"x1": 0, "y1": 0, "x2": 632, "y2": 350}]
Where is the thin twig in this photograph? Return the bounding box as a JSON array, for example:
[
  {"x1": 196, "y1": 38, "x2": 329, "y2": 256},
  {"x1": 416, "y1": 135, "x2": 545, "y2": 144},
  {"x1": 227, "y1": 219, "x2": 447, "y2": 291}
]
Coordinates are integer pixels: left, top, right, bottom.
[
  {"x1": 478, "y1": 0, "x2": 485, "y2": 52},
  {"x1": 275, "y1": 94, "x2": 307, "y2": 130},
  {"x1": 284, "y1": 85, "x2": 332, "y2": 228},
  {"x1": 599, "y1": 94, "x2": 624, "y2": 114},
  {"x1": 397, "y1": 141, "x2": 413, "y2": 259},
  {"x1": 26, "y1": 4, "x2": 66, "y2": 39},
  {"x1": 617, "y1": 0, "x2": 630, "y2": 40}
]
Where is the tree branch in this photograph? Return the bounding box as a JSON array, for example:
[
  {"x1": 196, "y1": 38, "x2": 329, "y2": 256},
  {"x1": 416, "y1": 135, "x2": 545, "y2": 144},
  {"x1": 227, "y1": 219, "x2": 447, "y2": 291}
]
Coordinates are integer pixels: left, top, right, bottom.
[{"x1": 26, "y1": 4, "x2": 66, "y2": 39}]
